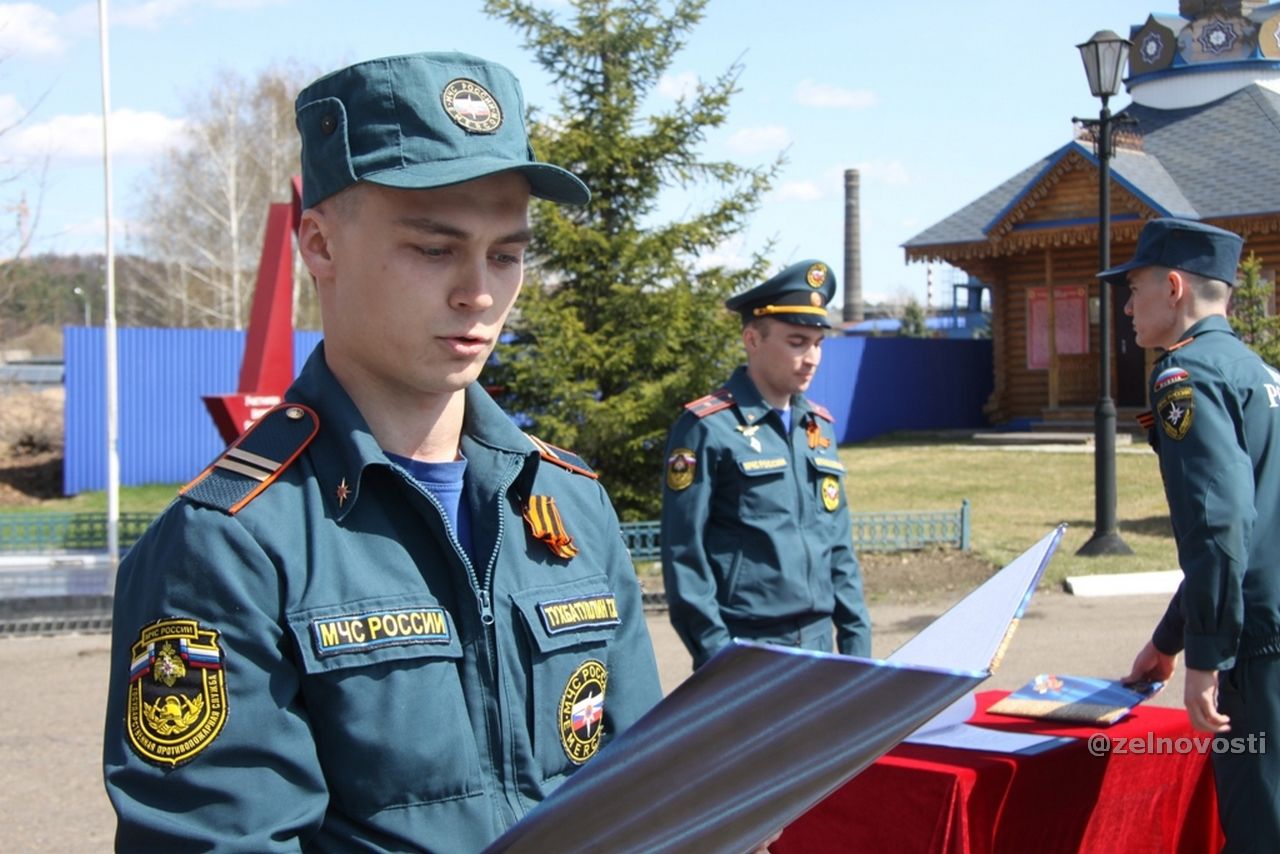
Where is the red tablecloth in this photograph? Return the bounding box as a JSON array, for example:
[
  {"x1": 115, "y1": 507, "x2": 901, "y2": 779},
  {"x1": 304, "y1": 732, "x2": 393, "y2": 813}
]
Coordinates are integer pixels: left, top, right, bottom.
[{"x1": 776, "y1": 690, "x2": 1223, "y2": 853}]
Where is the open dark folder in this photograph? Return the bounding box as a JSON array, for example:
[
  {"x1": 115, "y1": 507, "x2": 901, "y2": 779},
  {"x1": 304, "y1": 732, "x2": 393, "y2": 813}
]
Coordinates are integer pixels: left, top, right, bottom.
[{"x1": 483, "y1": 526, "x2": 1065, "y2": 854}]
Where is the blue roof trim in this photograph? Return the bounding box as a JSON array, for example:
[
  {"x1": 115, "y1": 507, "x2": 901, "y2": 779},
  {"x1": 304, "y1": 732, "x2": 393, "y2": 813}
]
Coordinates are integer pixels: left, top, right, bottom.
[
  {"x1": 1126, "y1": 58, "x2": 1280, "y2": 87},
  {"x1": 980, "y1": 142, "x2": 1076, "y2": 236},
  {"x1": 1009, "y1": 213, "x2": 1144, "y2": 232}
]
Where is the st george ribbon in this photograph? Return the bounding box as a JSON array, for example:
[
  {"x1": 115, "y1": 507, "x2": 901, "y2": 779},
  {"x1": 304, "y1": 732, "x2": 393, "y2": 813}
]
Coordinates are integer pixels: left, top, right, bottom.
[{"x1": 483, "y1": 526, "x2": 1066, "y2": 854}]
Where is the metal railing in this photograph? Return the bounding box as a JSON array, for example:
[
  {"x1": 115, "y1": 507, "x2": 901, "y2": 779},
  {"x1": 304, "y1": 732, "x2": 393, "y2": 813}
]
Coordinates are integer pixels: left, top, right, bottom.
[
  {"x1": 0, "y1": 511, "x2": 155, "y2": 553},
  {"x1": 0, "y1": 501, "x2": 970, "y2": 635},
  {"x1": 621, "y1": 499, "x2": 971, "y2": 561}
]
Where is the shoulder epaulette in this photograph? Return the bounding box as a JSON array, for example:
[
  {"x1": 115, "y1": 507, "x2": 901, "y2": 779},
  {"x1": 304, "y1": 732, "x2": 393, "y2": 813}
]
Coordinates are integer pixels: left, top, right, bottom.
[
  {"x1": 1135, "y1": 410, "x2": 1155, "y2": 430},
  {"x1": 810, "y1": 402, "x2": 834, "y2": 423},
  {"x1": 684, "y1": 389, "x2": 734, "y2": 419},
  {"x1": 1166, "y1": 336, "x2": 1195, "y2": 353},
  {"x1": 180, "y1": 403, "x2": 319, "y2": 515},
  {"x1": 527, "y1": 434, "x2": 598, "y2": 479}
]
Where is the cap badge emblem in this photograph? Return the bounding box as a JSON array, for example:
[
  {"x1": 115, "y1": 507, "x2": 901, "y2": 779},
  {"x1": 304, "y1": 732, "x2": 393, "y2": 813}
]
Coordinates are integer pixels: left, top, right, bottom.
[
  {"x1": 442, "y1": 78, "x2": 503, "y2": 134},
  {"x1": 806, "y1": 263, "x2": 827, "y2": 288}
]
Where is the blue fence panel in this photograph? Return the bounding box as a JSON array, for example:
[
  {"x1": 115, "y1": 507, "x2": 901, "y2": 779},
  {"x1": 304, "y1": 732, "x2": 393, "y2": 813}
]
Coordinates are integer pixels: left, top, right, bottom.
[
  {"x1": 63, "y1": 330, "x2": 990, "y2": 494},
  {"x1": 808, "y1": 337, "x2": 993, "y2": 444},
  {"x1": 64, "y1": 327, "x2": 323, "y2": 494}
]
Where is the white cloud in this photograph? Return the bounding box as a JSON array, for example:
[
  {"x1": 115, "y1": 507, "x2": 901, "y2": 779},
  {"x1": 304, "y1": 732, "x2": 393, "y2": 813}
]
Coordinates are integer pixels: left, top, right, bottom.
[
  {"x1": 1, "y1": 109, "x2": 186, "y2": 161},
  {"x1": 0, "y1": 3, "x2": 66, "y2": 57},
  {"x1": 727, "y1": 125, "x2": 790, "y2": 154},
  {"x1": 694, "y1": 234, "x2": 750, "y2": 271},
  {"x1": 794, "y1": 79, "x2": 877, "y2": 110},
  {"x1": 658, "y1": 71, "x2": 699, "y2": 100},
  {"x1": 774, "y1": 180, "x2": 823, "y2": 202},
  {"x1": 0, "y1": 92, "x2": 26, "y2": 127}
]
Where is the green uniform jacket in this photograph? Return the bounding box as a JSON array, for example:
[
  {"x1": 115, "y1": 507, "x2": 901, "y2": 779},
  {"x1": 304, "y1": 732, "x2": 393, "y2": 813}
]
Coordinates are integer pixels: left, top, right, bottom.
[
  {"x1": 1147, "y1": 316, "x2": 1280, "y2": 671},
  {"x1": 660, "y1": 366, "x2": 871, "y2": 666},
  {"x1": 103, "y1": 345, "x2": 662, "y2": 852}
]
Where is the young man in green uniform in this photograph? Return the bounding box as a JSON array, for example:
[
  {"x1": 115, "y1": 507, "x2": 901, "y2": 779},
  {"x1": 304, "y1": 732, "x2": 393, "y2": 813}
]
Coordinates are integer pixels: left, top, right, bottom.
[
  {"x1": 660, "y1": 260, "x2": 871, "y2": 670},
  {"x1": 1116, "y1": 218, "x2": 1280, "y2": 851},
  {"x1": 102, "y1": 52, "x2": 662, "y2": 852}
]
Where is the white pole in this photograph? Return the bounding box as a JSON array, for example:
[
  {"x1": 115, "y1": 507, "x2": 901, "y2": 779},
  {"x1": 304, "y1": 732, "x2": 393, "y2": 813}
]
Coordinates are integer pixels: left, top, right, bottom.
[{"x1": 98, "y1": 0, "x2": 120, "y2": 570}]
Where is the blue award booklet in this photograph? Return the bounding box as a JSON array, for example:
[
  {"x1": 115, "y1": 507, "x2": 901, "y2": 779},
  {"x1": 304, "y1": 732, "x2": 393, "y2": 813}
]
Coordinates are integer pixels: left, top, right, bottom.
[
  {"x1": 482, "y1": 526, "x2": 1065, "y2": 854},
  {"x1": 987, "y1": 673, "x2": 1164, "y2": 725}
]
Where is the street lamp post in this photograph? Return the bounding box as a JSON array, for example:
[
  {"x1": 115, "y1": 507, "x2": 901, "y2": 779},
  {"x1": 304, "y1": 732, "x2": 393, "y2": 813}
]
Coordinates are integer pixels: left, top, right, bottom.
[
  {"x1": 1075, "y1": 30, "x2": 1134, "y2": 557},
  {"x1": 73, "y1": 286, "x2": 90, "y2": 326}
]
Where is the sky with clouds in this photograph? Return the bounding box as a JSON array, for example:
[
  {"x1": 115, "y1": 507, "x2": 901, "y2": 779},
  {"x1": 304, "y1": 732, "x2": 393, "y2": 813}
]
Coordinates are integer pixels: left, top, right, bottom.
[{"x1": 3, "y1": 0, "x2": 1164, "y2": 307}]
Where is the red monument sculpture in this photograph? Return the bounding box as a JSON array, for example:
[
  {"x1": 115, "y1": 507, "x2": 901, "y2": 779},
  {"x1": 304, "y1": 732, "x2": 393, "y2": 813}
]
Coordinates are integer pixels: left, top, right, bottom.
[{"x1": 203, "y1": 177, "x2": 303, "y2": 442}]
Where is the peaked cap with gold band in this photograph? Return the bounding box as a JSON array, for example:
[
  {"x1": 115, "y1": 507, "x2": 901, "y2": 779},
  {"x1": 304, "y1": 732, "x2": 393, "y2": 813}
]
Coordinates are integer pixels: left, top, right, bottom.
[{"x1": 725, "y1": 259, "x2": 837, "y2": 329}]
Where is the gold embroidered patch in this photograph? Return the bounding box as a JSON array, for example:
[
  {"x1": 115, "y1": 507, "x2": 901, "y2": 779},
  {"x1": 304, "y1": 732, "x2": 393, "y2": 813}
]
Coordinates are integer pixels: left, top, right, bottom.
[
  {"x1": 1157, "y1": 385, "x2": 1194, "y2": 441},
  {"x1": 666, "y1": 448, "x2": 696, "y2": 491},
  {"x1": 560, "y1": 659, "x2": 608, "y2": 764},
  {"x1": 821, "y1": 475, "x2": 841, "y2": 511},
  {"x1": 125, "y1": 617, "x2": 227, "y2": 767}
]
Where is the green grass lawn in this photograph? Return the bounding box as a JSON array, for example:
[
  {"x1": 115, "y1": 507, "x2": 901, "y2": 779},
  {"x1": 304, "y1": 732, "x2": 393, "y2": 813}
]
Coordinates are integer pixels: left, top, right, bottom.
[
  {"x1": 3, "y1": 433, "x2": 1178, "y2": 589},
  {"x1": 841, "y1": 434, "x2": 1178, "y2": 589}
]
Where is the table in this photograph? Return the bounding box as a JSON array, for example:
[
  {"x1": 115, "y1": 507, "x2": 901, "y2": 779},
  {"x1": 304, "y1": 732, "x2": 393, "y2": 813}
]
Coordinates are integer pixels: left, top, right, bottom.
[{"x1": 776, "y1": 690, "x2": 1222, "y2": 853}]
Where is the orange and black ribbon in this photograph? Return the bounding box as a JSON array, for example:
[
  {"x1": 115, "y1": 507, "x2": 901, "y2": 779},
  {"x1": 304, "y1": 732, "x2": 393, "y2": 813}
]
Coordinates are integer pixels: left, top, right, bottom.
[
  {"x1": 806, "y1": 415, "x2": 831, "y2": 450},
  {"x1": 523, "y1": 495, "x2": 579, "y2": 560}
]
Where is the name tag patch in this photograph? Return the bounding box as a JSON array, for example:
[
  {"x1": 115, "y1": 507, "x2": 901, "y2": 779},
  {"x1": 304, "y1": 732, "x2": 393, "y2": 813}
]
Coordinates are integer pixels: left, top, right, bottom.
[
  {"x1": 538, "y1": 594, "x2": 621, "y2": 635},
  {"x1": 739, "y1": 457, "x2": 787, "y2": 474},
  {"x1": 311, "y1": 607, "x2": 451, "y2": 657},
  {"x1": 811, "y1": 455, "x2": 845, "y2": 474}
]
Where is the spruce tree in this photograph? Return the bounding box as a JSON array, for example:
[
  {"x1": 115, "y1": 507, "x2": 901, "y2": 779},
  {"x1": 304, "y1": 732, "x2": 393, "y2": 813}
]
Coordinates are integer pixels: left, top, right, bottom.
[
  {"x1": 485, "y1": 0, "x2": 779, "y2": 518},
  {"x1": 1228, "y1": 253, "x2": 1280, "y2": 367},
  {"x1": 899, "y1": 298, "x2": 929, "y2": 338}
]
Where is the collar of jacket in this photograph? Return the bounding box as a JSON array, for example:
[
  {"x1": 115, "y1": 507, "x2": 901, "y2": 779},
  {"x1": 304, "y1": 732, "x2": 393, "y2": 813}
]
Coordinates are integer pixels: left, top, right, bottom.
[
  {"x1": 1160, "y1": 314, "x2": 1235, "y2": 357},
  {"x1": 725, "y1": 364, "x2": 815, "y2": 427},
  {"x1": 287, "y1": 343, "x2": 538, "y2": 520}
]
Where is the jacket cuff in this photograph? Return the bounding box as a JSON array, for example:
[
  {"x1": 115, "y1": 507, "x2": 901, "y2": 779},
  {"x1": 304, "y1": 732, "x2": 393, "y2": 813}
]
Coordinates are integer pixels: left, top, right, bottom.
[{"x1": 1183, "y1": 632, "x2": 1237, "y2": 672}]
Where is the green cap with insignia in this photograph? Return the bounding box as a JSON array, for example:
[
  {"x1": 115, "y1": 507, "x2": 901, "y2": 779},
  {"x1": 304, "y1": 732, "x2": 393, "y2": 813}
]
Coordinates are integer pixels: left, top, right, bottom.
[
  {"x1": 725, "y1": 260, "x2": 837, "y2": 328},
  {"x1": 295, "y1": 51, "x2": 589, "y2": 209}
]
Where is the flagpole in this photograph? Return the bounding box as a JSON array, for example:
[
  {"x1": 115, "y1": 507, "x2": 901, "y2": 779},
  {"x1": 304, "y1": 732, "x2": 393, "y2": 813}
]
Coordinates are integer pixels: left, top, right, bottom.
[{"x1": 97, "y1": 0, "x2": 120, "y2": 571}]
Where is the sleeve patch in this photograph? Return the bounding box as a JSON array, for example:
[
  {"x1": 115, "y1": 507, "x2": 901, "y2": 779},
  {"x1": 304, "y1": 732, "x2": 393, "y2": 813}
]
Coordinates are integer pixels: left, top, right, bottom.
[
  {"x1": 125, "y1": 617, "x2": 228, "y2": 768},
  {"x1": 1153, "y1": 367, "x2": 1190, "y2": 392},
  {"x1": 1157, "y1": 385, "x2": 1195, "y2": 440},
  {"x1": 666, "y1": 448, "x2": 696, "y2": 491}
]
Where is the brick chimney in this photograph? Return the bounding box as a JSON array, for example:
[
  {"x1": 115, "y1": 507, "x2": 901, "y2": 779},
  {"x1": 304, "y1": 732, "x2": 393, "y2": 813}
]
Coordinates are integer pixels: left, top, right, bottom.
[{"x1": 842, "y1": 168, "x2": 864, "y2": 323}]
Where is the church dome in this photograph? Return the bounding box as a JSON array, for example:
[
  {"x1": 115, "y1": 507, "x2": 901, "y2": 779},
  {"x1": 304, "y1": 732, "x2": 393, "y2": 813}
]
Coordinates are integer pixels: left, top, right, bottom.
[{"x1": 1126, "y1": 1, "x2": 1280, "y2": 107}]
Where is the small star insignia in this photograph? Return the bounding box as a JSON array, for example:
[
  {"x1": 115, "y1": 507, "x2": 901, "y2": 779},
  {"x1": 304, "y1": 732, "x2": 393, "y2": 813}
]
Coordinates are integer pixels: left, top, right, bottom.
[
  {"x1": 335, "y1": 478, "x2": 351, "y2": 507},
  {"x1": 1166, "y1": 403, "x2": 1184, "y2": 424}
]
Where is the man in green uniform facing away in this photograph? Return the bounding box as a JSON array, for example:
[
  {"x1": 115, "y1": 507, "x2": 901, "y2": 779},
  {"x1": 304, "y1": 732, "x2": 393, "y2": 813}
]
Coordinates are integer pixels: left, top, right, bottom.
[
  {"x1": 102, "y1": 52, "x2": 662, "y2": 852},
  {"x1": 660, "y1": 260, "x2": 871, "y2": 669},
  {"x1": 1116, "y1": 218, "x2": 1280, "y2": 851}
]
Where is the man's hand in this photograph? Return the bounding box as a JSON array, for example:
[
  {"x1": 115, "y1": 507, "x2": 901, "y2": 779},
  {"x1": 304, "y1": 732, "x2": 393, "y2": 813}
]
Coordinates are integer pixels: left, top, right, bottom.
[
  {"x1": 1184, "y1": 667, "x2": 1231, "y2": 733},
  {"x1": 1125, "y1": 640, "x2": 1176, "y2": 685}
]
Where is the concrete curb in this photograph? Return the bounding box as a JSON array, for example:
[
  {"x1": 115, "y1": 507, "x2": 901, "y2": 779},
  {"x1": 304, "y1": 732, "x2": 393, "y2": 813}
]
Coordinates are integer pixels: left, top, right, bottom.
[{"x1": 1062, "y1": 569, "x2": 1181, "y2": 597}]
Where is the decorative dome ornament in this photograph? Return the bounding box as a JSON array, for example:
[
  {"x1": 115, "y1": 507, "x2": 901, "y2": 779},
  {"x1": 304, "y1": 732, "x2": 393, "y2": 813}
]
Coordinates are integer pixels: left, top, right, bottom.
[
  {"x1": 1197, "y1": 19, "x2": 1239, "y2": 55},
  {"x1": 1141, "y1": 31, "x2": 1165, "y2": 62}
]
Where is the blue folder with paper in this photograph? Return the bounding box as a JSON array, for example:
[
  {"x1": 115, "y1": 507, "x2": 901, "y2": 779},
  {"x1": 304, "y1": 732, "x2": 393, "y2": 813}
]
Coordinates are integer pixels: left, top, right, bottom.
[{"x1": 483, "y1": 526, "x2": 1066, "y2": 854}]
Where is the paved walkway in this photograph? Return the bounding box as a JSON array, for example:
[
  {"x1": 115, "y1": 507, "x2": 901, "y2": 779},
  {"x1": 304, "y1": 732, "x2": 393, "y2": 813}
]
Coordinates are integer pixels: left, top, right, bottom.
[{"x1": 1, "y1": 590, "x2": 1180, "y2": 852}]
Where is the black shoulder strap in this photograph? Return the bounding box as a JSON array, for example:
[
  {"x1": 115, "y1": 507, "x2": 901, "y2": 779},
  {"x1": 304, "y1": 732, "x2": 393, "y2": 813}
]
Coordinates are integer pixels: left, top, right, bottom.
[{"x1": 181, "y1": 403, "x2": 319, "y2": 514}]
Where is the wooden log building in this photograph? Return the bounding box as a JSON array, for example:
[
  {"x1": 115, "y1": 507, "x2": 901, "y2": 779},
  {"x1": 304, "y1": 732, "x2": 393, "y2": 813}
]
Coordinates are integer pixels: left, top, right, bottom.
[{"x1": 903, "y1": 0, "x2": 1280, "y2": 428}]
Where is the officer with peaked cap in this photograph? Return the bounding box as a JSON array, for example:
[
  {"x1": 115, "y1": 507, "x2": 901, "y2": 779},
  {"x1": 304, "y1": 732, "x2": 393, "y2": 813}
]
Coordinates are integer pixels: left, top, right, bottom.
[
  {"x1": 1117, "y1": 218, "x2": 1280, "y2": 849},
  {"x1": 660, "y1": 260, "x2": 871, "y2": 670},
  {"x1": 103, "y1": 51, "x2": 661, "y2": 851}
]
